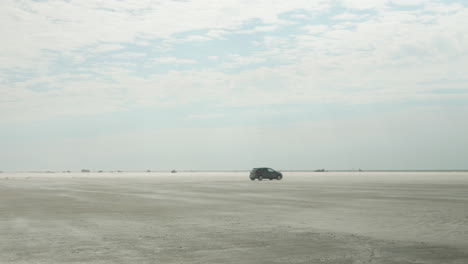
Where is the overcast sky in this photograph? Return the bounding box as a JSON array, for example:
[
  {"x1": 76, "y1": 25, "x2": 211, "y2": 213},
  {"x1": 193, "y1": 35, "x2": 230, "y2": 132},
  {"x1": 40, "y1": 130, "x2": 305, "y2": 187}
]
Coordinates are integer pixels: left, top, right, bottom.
[{"x1": 1, "y1": 0, "x2": 468, "y2": 171}]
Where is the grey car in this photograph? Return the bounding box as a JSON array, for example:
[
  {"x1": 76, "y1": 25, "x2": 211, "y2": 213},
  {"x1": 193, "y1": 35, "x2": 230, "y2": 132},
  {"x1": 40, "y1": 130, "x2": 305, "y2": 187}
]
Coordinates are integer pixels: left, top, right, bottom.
[{"x1": 250, "y1": 168, "x2": 283, "y2": 181}]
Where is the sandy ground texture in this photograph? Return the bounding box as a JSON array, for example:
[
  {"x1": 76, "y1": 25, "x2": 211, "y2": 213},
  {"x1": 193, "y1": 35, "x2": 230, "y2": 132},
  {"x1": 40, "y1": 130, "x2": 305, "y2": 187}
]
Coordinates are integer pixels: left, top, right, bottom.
[{"x1": 1, "y1": 171, "x2": 468, "y2": 264}]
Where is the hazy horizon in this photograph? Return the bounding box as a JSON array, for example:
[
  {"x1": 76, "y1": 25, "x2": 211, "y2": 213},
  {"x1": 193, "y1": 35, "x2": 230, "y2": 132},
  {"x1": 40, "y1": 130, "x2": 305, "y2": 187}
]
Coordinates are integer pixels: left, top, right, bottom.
[
  {"x1": 3, "y1": 169, "x2": 468, "y2": 174},
  {"x1": 1, "y1": 1, "x2": 468, "y2": 171}
]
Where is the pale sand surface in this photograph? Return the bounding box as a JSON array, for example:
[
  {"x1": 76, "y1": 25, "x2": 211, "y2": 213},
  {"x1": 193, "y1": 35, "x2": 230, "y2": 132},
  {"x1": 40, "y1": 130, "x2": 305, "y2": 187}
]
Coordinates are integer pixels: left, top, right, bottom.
[{"x1": 1, "y1": 172, "x2": 468, "y2": 263}]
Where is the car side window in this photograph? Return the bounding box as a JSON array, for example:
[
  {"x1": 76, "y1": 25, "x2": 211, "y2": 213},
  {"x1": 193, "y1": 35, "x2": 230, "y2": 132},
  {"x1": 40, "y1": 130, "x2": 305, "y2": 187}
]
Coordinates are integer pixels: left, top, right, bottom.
[{"x1": 268, "y1": 169, "x2": 273, "y2": 172}]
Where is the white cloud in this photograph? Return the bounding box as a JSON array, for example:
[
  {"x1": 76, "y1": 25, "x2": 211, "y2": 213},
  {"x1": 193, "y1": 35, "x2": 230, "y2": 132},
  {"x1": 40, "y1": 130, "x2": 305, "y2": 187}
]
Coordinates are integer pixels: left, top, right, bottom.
[
  {"x1": 1, "y1": 0, "x2": 468, "y2": 123},
  {"x1": 0, "y1": 0, "x2": 330, "y2": 70},
  {"x1": 112, "y1": 52, "x2": 147, "y2": 59},
  {"x1": 340, "y1": 0, "x2": 388, "y2": 10},
  {"x1": 221, "y1": 54, "x2": 266, "y2": 69},
  {"x1": 205, "y1": 29, "x2": 227, "y2": 39},
  {"x1": 182, "y1": 35, "x2": 212, "y2": 42},
  {"x1": 153, "y1": 57, "x2": 197, "y2": 65},
  {"x1": 390, "y1": 0, "x2": 428, "y2": 6},
  {"x1": 93, "y1": 44, "x2": 125, "y2": 53},
  {"x1": 424, "y1": 2, "x2": 465, "y2": 13},
  {"x1": 332, "y1": 13, "x2": 371, "y2": 20},
  {"x1": 303, "y1": 25, "x2": 328, "y2": 34},
  {"x1": 237, "y1": 25, "x2": 279, "y2": 34}
]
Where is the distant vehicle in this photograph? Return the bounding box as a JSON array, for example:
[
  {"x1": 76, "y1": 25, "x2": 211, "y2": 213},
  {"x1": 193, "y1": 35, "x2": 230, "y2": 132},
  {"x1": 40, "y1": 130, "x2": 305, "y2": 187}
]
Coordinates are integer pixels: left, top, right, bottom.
[{"x1": 250, "y1": 168, "x2": 283, "y2": 181}]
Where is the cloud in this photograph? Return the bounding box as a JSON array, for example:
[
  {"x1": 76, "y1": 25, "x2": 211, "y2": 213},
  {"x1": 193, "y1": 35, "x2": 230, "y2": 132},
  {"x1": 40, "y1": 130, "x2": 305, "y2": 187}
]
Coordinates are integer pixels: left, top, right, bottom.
[
  {"x1": 1, "y1": 0, "x2": 468, "y2": 123},
  {"x1": 221, "y1": 54, "x2": 266, "y2": 69},
  {"x1": 340, "y1": 0, "x2": 388, "y2": 10},
  {"x1": 153, "y1": 57, "x2": 197, "y2": 65},
  {"x1": 332, "y1": 12, "x2": 371, "y2": 21},
  {"x1": 93, "y1": 44, "x2": 125, "y2": 53},
  {"x1": 237, "y1": 24, "x2": 280, "y2": 34},
  {"x1": 390, "y1": 0, "x2": 428, "y2": 6},
  {"x1": 0, "y1": 0, "x2": 330, "y2": 70},
  {"x1": 112, "y1": 52, "x2": 147, "y2": 59},
  {"x1": 303, "y1": 25, "x2": 329, "y2": 34}
]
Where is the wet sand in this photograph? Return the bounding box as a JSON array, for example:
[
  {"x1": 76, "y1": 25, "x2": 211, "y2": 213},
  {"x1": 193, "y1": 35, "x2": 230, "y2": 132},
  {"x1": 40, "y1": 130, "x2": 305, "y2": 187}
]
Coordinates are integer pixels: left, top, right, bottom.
[{"x1": 1, "y1": 172, "x2": 467, "y2": 263}]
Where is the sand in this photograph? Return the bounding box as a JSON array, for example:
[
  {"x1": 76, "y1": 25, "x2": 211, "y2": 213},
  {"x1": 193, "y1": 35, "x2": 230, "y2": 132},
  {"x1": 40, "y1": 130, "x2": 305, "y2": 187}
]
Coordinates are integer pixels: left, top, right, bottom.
[{"x1": 1, "y1": 171, "x2": 467, "y2": 263}]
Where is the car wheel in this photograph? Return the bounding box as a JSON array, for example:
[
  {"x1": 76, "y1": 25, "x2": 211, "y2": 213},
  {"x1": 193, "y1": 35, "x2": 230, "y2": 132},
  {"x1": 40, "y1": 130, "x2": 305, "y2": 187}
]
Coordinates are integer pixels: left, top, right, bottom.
[
  {"x1": 277, "y1": 175, "x2": 282, "y2": 180},
  {"x1": 258, "y1": 175, "x2": 263, "y2": 181},
  {"x1": 250, "y1": 177, "x2": 255, "y2": 181}
]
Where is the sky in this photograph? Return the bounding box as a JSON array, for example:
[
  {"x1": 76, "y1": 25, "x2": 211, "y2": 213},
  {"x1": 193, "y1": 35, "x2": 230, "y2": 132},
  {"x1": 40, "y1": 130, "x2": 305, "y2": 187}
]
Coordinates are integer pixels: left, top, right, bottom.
[{"x1": 1, "y1": 0, "x2": 468, "y2": 171}]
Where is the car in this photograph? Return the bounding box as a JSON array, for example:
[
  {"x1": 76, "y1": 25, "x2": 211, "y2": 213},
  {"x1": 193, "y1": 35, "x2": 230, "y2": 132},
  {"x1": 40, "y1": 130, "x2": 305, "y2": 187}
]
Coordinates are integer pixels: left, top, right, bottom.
[{"x1": 249, "y1": 167, "x2": 283, "y2": 181}]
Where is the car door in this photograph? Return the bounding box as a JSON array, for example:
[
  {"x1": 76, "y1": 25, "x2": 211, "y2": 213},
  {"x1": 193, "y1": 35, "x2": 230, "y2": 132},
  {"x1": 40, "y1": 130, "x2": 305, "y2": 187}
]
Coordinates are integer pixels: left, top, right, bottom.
[
  {"x1": 258, "y1": 168, "x2": 268, "y2": 179},
  {"x1": 266, "y1": 168, "x2": 275, "y2": 179}
]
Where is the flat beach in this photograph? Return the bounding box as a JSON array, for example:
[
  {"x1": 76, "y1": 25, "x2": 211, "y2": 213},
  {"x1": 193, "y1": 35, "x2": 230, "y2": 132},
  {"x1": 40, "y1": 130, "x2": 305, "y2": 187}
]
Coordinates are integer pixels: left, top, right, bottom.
[{"x1": 1, "y1": 172, "x2": 467, "y2": 263}]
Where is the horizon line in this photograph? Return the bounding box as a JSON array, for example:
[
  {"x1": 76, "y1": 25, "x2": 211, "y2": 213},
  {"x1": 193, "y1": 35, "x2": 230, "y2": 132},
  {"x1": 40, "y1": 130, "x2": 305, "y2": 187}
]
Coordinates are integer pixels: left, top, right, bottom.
[{"x1": 2, "y1": 169, "x2": 468, "y2": 173}]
